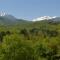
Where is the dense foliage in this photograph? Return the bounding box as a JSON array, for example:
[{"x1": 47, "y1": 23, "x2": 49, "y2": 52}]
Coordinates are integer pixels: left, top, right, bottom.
[{"x1": 0, "y1": 20, "x2": 60, "y2": 60}]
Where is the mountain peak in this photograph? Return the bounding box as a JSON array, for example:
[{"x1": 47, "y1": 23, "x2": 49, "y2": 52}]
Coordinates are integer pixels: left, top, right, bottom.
[
  {"x1": 0, "y1": 11, "x2": 7, "y2": 16},
  {"x1": 32, "y1": 16, "x2": 57, "y2": 21}
]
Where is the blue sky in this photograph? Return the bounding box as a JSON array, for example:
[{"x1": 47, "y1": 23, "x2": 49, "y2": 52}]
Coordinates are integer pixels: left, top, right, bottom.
[{"x1": 0, "y1": 0, "x2": 60, "y2": 20}]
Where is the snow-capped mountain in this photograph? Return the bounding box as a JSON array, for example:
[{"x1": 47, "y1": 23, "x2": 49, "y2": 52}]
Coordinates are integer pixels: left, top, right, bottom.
[
  {"x1": 32, "y1": 16, "x2": 57, "y2": 21},
  {"x1": 0, "y1": 11, "x2": 7, "y2": 16},
  {"x1": 0, "y1": 11, "x2": 17, "y2": 21}
]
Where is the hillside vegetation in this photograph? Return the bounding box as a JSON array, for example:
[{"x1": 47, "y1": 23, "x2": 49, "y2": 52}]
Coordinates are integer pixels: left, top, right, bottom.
[{"x1": 0, "y1": 19, "x2": 60, "y2": 60}]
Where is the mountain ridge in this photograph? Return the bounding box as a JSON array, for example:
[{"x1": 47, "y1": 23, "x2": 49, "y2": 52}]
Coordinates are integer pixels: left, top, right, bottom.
[
  {"x1": 32, "y1": 16, "x2": 57, "y2": 21},
  {"x1": 0, "y1": 13, "x2": 60, "y2": 26}
]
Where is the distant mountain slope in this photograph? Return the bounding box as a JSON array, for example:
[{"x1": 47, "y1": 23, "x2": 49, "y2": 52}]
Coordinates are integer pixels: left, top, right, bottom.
[
  {"x1": 32, "y1": 16, "x2": 60, "y2": 25},
  {"x1": 32, "y1": 16, "x2": 57, "y2": 21},
  {"x1": 0, "y1": 14, "x2": 60, "y2": 26},
  {"x1": 0, "y1": 15, "x2": 16, "y2": 25},
  {"x1": 0, "y1": 14, "x2": 31, "y2": 26}
]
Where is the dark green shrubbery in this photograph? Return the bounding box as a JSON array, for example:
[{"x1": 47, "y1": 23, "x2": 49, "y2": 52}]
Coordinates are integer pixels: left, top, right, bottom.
[{"x1": 0, "y1": 21, "x2": 60, "y2": 60}]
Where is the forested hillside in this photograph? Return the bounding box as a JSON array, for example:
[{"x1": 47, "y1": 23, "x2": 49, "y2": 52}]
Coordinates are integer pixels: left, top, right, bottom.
[{"x1": 0, "y1": 19, "x2": 60, "y2": 60}]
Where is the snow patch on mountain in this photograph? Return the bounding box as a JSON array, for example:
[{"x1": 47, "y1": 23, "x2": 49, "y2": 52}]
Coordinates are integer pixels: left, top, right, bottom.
[
  {"x1": 32, "y1": 16, "x2": 57, "y2": 21},
  {"x1": 0, "y1": 11, "x2": 7, "y2": 16}
]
